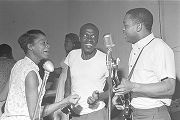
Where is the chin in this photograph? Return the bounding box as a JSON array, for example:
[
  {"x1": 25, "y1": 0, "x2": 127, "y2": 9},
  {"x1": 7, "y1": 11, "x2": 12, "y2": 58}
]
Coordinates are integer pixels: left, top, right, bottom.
[
  {"x1": 127, "y1": 39, "x2": 133, "y2": 44},
  {"x1": 42, "y1": 55, "x2": 49, "y2": 59},
  {"x1": 85, "y1": 49, "x2": 94, "y2": 54}
]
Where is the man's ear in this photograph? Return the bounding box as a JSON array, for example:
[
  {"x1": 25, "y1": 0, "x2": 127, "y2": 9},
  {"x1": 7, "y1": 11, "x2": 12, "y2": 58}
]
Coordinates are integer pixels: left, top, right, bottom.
[
  {"x1": 136, "y1": 23, "x2": 142, "y2": 32},
  {"x1": 27, "y1": 44, "x2": 33, "y2": 51}
]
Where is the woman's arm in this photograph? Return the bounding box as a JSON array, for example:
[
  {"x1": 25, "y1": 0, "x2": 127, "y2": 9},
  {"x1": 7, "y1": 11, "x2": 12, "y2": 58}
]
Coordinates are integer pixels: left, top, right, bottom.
[
  {"x1": 40, "y1": 94, "x2": 80, "y2": 117},
  {"x1": 25, "y1": 71, "x2": 39, "y2": 120},
  {"x1": 25, "y1": 70, "x2": 80, "y2": 120}
]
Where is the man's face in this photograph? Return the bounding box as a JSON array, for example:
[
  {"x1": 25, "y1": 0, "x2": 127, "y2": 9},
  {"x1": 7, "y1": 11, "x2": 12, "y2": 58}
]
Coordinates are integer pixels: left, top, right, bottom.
[
  {"x1": 64, "y1": 38, "x2": 74, "y2": 53},
  {"x1": 80, "y1": 28, "x2": 98, "y2": 54},
  {"x1": 123, "y1": 14, "x2": 138, "y2": 44}
]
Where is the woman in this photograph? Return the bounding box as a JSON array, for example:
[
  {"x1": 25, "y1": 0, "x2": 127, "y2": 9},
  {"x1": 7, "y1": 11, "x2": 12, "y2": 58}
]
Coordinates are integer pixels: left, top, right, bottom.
[{"x1": 0, "y1": 30, "x2": 80, "y2": 120}]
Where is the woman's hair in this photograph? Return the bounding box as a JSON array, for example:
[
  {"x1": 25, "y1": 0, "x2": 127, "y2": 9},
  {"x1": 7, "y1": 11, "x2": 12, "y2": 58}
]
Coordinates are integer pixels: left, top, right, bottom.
[{"x1": 18, "y1": 29, "x2": 46, "y2": 54}]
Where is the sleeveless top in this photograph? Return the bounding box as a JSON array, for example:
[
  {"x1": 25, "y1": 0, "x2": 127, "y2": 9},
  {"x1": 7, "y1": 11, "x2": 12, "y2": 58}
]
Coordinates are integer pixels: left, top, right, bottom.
[{"x1": 0, "y1": 56, "x2": 45, "y2": 120}]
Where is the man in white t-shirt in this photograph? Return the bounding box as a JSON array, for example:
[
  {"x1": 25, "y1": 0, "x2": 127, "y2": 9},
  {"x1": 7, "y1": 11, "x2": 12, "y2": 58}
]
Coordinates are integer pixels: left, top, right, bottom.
[
  {"x1": 113, "y1": 8, "x2": 176, "y2": 120},
  {"x1": 64, "y1": 23, "x2": 110, "y2": 120},
  {"x1": 54, "y1": 33, "x2": 81, "y2": 120}
]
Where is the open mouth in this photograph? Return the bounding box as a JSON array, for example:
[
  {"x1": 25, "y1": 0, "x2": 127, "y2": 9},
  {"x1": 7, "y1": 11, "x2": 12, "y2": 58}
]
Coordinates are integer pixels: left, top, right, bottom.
[
  {"x1": 84, "y1": 43, "x2": 93, "y2": 48},
  {"x1": 43, "y1": 50, "x2": 49, "y2": 55}
]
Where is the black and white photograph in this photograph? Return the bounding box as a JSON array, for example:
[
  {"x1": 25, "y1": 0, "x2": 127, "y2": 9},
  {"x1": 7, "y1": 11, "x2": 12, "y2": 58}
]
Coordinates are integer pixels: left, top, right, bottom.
[{"x1": 0, "y1": 0, "x2": 180, "y2": 120}]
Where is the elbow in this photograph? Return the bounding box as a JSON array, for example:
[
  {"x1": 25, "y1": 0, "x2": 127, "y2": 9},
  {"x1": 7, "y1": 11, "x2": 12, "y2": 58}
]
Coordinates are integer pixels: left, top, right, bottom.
[
  {"x1": 167, "y1": 86, "x2": 175, "y2": 96},
  {"x1": 166, "y1": 78, "x2": 176, "y2": 96}
]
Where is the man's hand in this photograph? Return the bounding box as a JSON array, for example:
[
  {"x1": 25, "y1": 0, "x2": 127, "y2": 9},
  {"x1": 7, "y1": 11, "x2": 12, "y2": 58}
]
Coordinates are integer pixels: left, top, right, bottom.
[
  {"x1": 87, "y1": 90, "x2": 99, "y2": 105},
  {"x1": 113, "y1": 78, "x2": 134, "y2": 95},
  {"x1": 112, "y1": 95, "x2": 124, "y2": 110}
]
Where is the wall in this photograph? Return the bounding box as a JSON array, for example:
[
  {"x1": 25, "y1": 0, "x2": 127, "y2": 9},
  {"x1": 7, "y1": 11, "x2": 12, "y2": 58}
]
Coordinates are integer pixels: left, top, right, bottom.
[{"x1": 0, "y1": 1, "x2": 68, "y2": 67}]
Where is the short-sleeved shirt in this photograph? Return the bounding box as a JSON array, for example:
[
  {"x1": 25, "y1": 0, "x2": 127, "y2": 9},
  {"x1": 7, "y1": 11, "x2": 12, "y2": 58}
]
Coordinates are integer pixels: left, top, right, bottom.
[
  {"x1": 0, "y1": 58, "x2": 16, "y2": 92},
  {"x1": 129, "y1": 33, "x2": 176, "y2": 109},
  {"x1": 0, "y1": 56, "x2": 44, "y2": 120},
  {"x1": 64, "y1": 49, "x2": 109, "y2": 115}
]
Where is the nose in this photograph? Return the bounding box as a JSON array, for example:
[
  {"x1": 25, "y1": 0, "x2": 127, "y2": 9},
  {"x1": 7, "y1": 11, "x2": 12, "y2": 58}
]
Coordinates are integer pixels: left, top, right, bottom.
[
  {"x1": 46, "y1": 43, "x2": 50, "y2": 48},
  {"x1": 85, "y1": 35, "x2": 91, "y2": 40},
  {"x1": 87, "y1": 37, "x2": 93, "y2": 41}
]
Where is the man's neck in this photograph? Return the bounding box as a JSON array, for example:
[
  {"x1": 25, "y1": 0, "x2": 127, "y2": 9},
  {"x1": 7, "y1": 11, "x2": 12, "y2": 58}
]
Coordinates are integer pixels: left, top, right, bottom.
[
  {"x1": 81, "y1": 49, "x2": 97, "y2": 60},
  {"x1": 136, "y1": 31, "x2": 151, "y2": 43}
]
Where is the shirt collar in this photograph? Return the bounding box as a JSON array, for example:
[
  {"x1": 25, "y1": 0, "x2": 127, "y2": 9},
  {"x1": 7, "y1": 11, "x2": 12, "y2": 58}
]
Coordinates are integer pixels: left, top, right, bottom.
[
  {"x1": 132, "y1": 33, "x2": 155, "y2": 50},
  {"x1": 24, "y1": 56, "x2": 39, "y2": 71}
]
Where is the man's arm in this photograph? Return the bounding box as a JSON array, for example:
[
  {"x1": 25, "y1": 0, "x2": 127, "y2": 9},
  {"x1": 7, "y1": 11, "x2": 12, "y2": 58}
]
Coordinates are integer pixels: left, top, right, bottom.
[
  {"x1": 115, "y1": 46, "x2": 176, "y2": 98},
  {"x1": 114, "y1": 77, "x2": 176, "y2": 98},
  {"x1": 87, "y1": 77, "x2": 111, "y2": 105},
  {"x1": 99, "y1": 77, "x2": 111, "y2": 101},
  {"x1": 132, "y1": 77, "x2": 176, "y2": 98},
  {"x1": 64, "y1": 67, "x2": 71, "y2": 98}
]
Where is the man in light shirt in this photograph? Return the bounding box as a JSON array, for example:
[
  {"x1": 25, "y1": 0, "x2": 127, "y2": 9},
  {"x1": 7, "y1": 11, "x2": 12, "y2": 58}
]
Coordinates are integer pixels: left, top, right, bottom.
[
  {"x1": 113, "y1": 8, "x2": 176, "y2": 120},
  {"x1": 54, "y1": 33, "x2": 81, "y2": 120},
  {"x1": 64, "y1": 23, "x2": 110, "y2": 120}
]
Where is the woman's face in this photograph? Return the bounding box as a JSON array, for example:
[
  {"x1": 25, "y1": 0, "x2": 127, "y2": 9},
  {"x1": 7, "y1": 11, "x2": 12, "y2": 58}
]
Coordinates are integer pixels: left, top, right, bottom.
[{"x1": 31, "y1": 34, "x2": 50, "y2": 60}]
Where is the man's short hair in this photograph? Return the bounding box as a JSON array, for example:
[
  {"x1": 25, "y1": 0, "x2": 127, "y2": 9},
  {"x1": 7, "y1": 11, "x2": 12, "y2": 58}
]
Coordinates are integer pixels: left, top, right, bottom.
[
  {"x1": 79, "y1": 23, "x2": 99, "y2": 38},
  {"x1": 18, "y1": 29, "x2": 46, "y2": 54},
  {"x1": 126, "y1": 8, "x2": 153, "y2": 32},
  {"x1": 0, "y1": 44, "x2": 13, "y2": 59}
]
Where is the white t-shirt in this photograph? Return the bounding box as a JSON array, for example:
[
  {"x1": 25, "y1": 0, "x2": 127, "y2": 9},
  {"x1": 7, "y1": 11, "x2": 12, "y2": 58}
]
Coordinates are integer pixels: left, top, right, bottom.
[
  {"x1": 64, "y1": 49, "x2": 109, "y2": 115},
  {"x1": 129, "y1": 33, "x2": 176, "y2": 109}
]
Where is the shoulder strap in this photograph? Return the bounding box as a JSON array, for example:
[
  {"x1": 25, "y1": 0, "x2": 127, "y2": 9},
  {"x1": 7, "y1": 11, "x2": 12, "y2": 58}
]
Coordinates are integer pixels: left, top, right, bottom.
[{"x1": 128, "y1": 38, "x2": 155, "y2": 80}]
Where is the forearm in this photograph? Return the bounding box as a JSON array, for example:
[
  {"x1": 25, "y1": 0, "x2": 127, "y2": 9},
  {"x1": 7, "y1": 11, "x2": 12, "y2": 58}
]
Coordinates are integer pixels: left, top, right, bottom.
[
  {"x1": 98, "y1": 77, "x2": 113, "y2": 101},
  {"x1": 64, "y1": 80, "x2": 71, "y2": 98},
  {"x1": 132, "y1": 78, "x2": 176, "y2": 98},
  {"x1": 64, "y1": 67, "x2": 71, "y2": 98},
  {"x1": 99, "y1": 90, "x2": 110, "y2": 101},
  {"x1": 41, "y1": 98, "x2": 70, "y2": 117}
]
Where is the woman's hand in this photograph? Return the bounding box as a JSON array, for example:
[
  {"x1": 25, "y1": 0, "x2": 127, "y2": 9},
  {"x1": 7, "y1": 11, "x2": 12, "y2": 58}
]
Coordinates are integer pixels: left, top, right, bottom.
[{"x1": 66, "y1": 94, "x2": 80, "y2": 105}]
